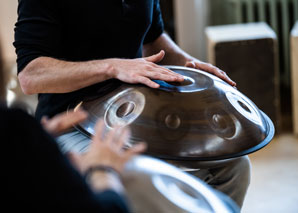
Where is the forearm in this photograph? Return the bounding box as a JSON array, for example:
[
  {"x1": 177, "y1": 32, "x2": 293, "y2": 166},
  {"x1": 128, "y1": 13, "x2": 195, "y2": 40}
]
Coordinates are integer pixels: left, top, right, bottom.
[
  {"x1": 143, "y1": 33, "x2": 193, "y2": 66},
  {"x1": 18, "y1": 57, "x2": 114, "y2": 95},
  {"x1": 18, "y1": 54, "x2": 183, "y2": 94}
]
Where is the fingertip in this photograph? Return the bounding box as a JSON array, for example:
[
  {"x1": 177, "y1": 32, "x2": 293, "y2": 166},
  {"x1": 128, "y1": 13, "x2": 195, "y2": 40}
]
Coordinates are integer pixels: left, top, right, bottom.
[
  {"x1": 41, "y1": 116, "x2": 49, "y2": 123},
  {"x1": 134, "y1": 142, "x2": 147, "y2": 152},
  {"x1": 159, "y1": 50, "x2": 165, "y2": 55},
  {"x1": 139, "y1": 141, "x2": 147, "y2": 147},
  {"x1": 178, "y1": 75, "x2": 185, "y2": 81},
  {"x1": 141, "y1": 142, "x2": 147, "y2": 150},
  {"x1": 147, "y1": 51, "x2": 165, "y2": 63},
  {"x1": 228, "y1": 79, "x2": 236, "y2": 87},
  {"x1": 152, "y1": 82, "x2": 160, "y2": 88}
]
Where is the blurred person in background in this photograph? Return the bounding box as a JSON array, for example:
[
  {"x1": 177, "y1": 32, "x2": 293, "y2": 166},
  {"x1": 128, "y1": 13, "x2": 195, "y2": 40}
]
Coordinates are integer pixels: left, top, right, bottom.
[{"x1": 0, "y1": 37, "x2": 146, "y2": 211}]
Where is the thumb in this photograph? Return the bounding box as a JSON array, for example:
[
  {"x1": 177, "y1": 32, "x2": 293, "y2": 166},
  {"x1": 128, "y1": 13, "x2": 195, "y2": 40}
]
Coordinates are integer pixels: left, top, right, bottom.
[
  {"x1": 185, "y1": 61, "x2": 196, "y2": 68},
  {"x1": 144, "y1": 50, "x2": 165, "y2": 63}
]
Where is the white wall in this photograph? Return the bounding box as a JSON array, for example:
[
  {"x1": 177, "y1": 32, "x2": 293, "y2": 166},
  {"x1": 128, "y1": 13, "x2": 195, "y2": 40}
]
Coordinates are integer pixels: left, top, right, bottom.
[
  {"x1": 291, "y1": 22, "x2": 298, "y2": 135},
  {"x1": 0, "y1": 0, "x2": 18, "y2": 65},
  {"x1": 174, "y1": 0, "x2": 209, "y2": 61}
]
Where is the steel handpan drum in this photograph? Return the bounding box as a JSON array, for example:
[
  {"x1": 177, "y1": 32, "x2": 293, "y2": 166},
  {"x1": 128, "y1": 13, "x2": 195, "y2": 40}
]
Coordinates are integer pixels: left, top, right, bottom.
[
  {"x1": 72, "y1": 66, "x2": 274, "y2": 160},
  {"x1": 122, "y1": 155, "x2": 239, "y2": 213}
]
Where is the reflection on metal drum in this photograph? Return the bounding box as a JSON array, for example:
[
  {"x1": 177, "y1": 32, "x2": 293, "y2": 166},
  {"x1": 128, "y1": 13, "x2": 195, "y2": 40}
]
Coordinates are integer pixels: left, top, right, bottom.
[{"x1": 70, "y1": 66, "x2": 275, "y2": 160}]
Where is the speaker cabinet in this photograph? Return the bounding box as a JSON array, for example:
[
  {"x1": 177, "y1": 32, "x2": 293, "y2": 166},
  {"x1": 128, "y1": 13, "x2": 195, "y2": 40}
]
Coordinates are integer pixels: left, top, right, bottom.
[
  {"x1": 291, "y1": 22, "x2": 298, "y2": 135},
  {"x1": 206, "y1": 23, "x2": 281, "y2": 131}
]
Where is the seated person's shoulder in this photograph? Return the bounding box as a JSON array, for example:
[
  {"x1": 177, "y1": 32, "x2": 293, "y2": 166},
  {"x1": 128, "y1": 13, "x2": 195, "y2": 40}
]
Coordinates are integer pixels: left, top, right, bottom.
[
  {"x1": 0, "y1": 103, "x2": 42, "y2": 146},
  {"x1": 0, "y1": 103, "x2": 33, "y2": 124}
]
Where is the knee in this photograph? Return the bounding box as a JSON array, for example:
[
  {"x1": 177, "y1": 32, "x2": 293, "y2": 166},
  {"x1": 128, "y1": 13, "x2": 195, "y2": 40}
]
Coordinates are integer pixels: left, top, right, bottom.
[
  {"x1": 216, "y1": 156, "x2": 251, "y2": 208},
  {"x1": 239, "y1": 156, "x2": 251, "y2": 175},
  {"x1": 233, "y1": 156, "x2": 251, "y2": 186}
]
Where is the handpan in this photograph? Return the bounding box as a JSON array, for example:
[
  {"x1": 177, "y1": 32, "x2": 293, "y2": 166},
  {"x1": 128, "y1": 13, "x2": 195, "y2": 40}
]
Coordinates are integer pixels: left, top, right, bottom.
[
  {"x1": 122, "y1": 155, "x2": 239, "y2": 213},
  {"x1": 72, "y1": 66, "x2": 275, "y2": 160}
]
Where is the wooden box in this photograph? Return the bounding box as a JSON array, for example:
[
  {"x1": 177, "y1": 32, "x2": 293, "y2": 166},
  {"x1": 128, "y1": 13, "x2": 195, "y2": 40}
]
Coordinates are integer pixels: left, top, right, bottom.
[{"x1": 206, "y1": 23, "x2": 281, "y2": 131}]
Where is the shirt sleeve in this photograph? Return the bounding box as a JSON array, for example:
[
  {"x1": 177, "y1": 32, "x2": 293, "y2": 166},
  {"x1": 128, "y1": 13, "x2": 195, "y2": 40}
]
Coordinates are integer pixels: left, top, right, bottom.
[
  {"x1": 13, "y1": 0, "x2": 63, "y2": 73},
  {"x1": 143, "y1": 0, "x2": 164, "y2": 44}
]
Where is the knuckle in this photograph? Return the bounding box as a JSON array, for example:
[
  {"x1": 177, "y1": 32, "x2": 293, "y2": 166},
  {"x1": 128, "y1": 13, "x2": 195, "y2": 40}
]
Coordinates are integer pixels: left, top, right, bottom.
[
  {"x1": 131, "y1": 74, "x2": 137, "y2": 79},
  {"x1": 162, "y1": 68, "x2": 171, "y2": 73},
  {"x1": 138, "y1": 76, "x2": 147, "y2": 83},
  {"x1": 55, "y1": 121, "x2": 64, "y2": 130},
  {"x1": 135, "y1": 76, "x2": 142, "y2": 82},
  {"x1": 144, "y1": 64, "x2": 152, "y2": 69},
  {"x1": 154, "y1": 73, "x2": 161, "y2": 78}
]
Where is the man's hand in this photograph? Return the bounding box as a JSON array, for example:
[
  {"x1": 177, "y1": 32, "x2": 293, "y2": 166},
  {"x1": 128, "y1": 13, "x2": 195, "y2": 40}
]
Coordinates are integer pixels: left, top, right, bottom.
[
  {"x1": 142, "y1": 34, "x2": 236, "y2": 87},
  {"x1": 109, "y1": 50, "x2": 184, "y2": 88},
  {"x1": 41, "y1": 108, "x2": 88, "y2": 137},
  {"x1": 185, "y1": 59, "x2": 236, "y2": 87}
]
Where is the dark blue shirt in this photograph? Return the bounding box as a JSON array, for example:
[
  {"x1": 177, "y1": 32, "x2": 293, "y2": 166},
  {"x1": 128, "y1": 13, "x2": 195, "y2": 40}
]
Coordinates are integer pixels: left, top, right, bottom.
[{"x1": 14, "y1": 0, "x2": 164, "y2": 120}]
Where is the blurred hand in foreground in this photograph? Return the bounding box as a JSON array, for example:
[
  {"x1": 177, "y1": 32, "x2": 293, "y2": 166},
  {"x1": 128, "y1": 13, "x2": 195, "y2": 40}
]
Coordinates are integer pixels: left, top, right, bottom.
[
  {"x1": 41, "y1": 108, "x2": 88, "y2": 136},
  {"x1": 69, "y1": 119, "x2": 147, "y2": 174}
]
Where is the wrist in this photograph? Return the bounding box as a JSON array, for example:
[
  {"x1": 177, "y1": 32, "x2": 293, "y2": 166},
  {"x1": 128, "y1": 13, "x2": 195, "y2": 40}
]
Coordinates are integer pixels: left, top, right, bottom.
[
  {"x1": 84, "y1": 165, "x2": 124, "y2": 193},
  {"x1": 84, "y1": 165, "x2": 120, "y2": 180},
  {"x1": 103, "y1": 58, "x2": 117, "y2": 79}
]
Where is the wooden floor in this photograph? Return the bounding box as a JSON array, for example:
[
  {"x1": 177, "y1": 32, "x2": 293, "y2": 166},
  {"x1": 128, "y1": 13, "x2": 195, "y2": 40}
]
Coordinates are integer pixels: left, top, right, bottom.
[{"x1": 242, "y1": 133, "x2": 298, "y2": 213}]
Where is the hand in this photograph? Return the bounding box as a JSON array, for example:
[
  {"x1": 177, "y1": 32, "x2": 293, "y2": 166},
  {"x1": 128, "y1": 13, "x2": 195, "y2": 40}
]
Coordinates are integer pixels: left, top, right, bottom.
[
  {"x1": 41, "y1": 108, "x2": 88, "y2": 137},
  {"x1": 68, "y1": 119, "x2": 146, "y2": 174},
  {"x1": 185, "y1": 59, "x2": 236, "y2": 87},
  {"x1": 110, "y1": 50, "x2": 184, "y2": 88}
]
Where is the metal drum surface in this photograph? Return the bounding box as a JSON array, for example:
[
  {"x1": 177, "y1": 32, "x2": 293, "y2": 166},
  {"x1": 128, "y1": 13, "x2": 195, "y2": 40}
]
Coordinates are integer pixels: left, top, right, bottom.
[
  {"x1": 122, "y1": 155, "x2": 239, "y2": 213},
  {"x1": 72, "y1": 66, "x2": 275, "y2": 160}
]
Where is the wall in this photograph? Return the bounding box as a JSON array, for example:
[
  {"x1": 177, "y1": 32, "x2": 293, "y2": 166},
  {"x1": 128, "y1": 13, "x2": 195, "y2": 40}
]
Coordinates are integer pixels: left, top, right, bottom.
[
  {"x1": 0, "y1": 0, "x2": 18, "y2": 66},
  {"x1": 174, "y1": 0, "x2": 209, "y2": 61}
]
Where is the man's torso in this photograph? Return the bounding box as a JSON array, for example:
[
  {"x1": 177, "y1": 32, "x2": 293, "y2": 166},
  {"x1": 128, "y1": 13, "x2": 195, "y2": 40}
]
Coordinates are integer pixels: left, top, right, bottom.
[{"x1": 15, "y1": 0, "x2": 163, "y2": 119}]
